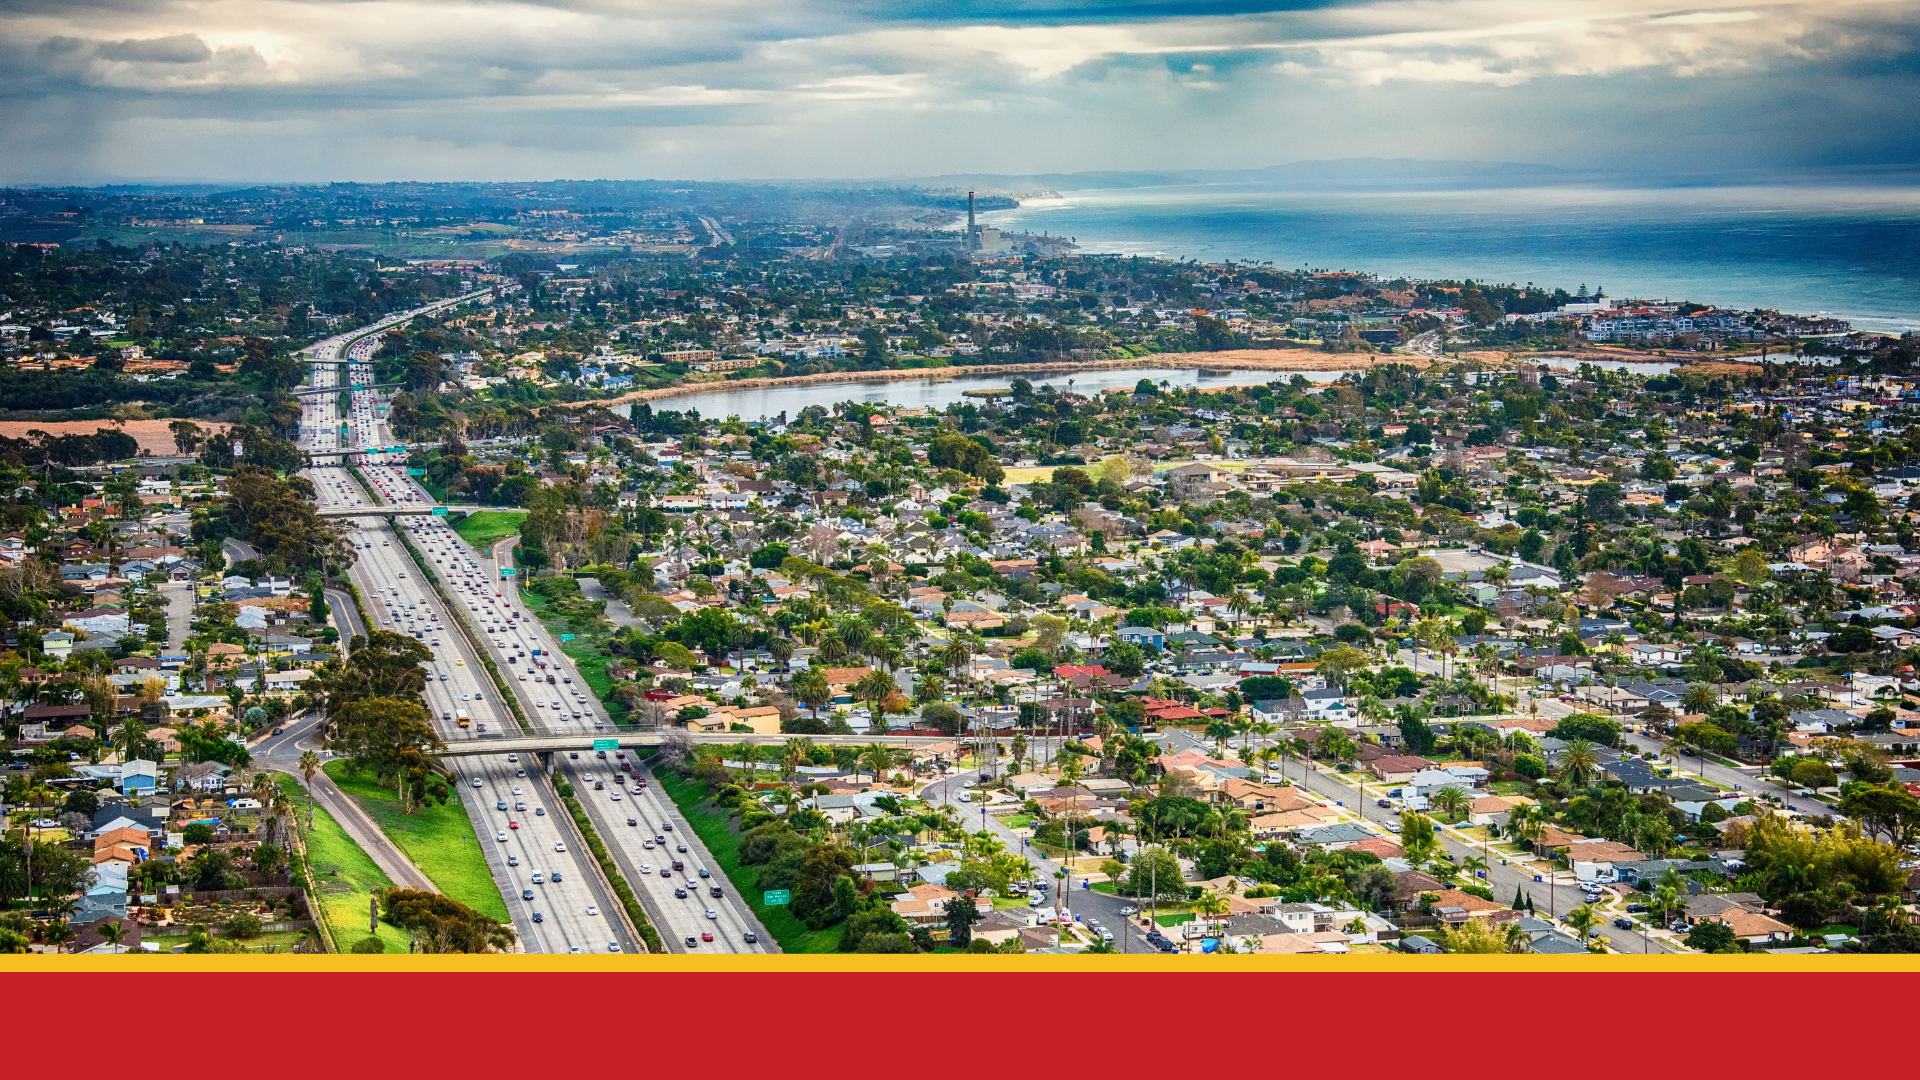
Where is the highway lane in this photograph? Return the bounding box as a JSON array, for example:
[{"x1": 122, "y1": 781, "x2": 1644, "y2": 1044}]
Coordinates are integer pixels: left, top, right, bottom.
[
  {"x1": 309, "y1": 467, "x2": 633, "y2": 954},
  {"x1": 358, "y1": 460, "x2": 771, "y2": 953}
]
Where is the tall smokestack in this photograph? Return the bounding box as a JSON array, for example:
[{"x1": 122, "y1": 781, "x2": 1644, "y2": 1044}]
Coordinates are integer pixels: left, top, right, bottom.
[{"x1": 967, "y1": 190, "x2": 975, "y2": 232}]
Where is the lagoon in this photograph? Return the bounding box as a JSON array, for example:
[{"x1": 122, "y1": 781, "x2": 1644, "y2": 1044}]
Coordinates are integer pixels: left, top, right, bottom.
[{"x1": 625, "y1": 357, "x2": 1680, "y2": 421}]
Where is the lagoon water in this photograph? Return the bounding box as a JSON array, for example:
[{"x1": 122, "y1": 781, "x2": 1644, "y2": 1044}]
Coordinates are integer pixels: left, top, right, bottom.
[
  {"x1": 979, "y1": 183, "x2": 1920, "y2": 334},
  {"x1": 638, "y1": 358, "x2": 1679, "y2": 420},
  {"x1": 626, "y1": 366, "x2": 1273, "y2": 420}
]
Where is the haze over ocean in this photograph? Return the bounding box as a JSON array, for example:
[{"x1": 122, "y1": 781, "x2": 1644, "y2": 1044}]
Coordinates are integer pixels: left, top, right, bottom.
[{"x1": 978, "y1": 184, "x2": 1920, "y2": 334}]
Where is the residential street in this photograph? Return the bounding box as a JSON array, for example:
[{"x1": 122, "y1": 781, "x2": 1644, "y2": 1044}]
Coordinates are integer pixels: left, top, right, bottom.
[{"x1": 922, "y1": 768, "x2": 1161, "y2": 953}]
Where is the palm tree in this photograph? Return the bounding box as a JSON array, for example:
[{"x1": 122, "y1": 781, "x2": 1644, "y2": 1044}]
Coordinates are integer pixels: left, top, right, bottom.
[
  {"x1": 96, "y1": 920, "x2": 125, "y2": 951},
  {"x1": 1651, "y1": 884, "x2": 1683, "y2": 927},
  {"x1": 768, "y1": 636, "x2": 794, "y2": 672},
  {"x1": 782, "y1": 737, "x2": 812, "y2": 784},
  {"x1": 793, "y1": 667, "x2": 830, "y2": 720},
  {"x1": 861, "y1": 742, "x2": 894, "y2": 786},
  {"x1": 1564, "y1": 903, "x2": 1600, "y2": 944},
  {"x1": 1458, "y1": 854, "x2": 1489, "y2": 883},
  {"x1": 299, "y1": 750, "x2": 321, "y2": 829},
  {"x1": 855, "y1": 668, "x2": 895, "y2": 733},
  {"x1": 1559, "y1": 739, "x2": 1599, "y2": 786},
  {"x1": 738, "y1": 742, "x2": 761, "y2": 787},
  {"x1": 940, "y1": 636, "x2": 972, "y2": 682},
  {"x1": 1192, "y1": 890, "x2": 1231, "y2": 922},
  {"x1": 1430, "y1": 785, "x2": 1470, "y2": 823},
  {"x1": 1505, "y1": 802, "x2": 1545, "y2": 848}
]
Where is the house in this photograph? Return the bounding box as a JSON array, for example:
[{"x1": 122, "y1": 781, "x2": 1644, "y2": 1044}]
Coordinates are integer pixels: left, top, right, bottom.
[
  {"x1": 1697, "y1": 908, "x2": 1796, "y2": 947},
  {"x1": 174, "y1": 761, "x2": 232, "y2": 793},
  {"x1": 890, "y1": 882, "x2": 960, "y2": 925},
  {"x1": 1300, "y1": 687, "x2": 1354, "y2": 725},
  {"x1": 1113, "y1": 626, "x2": 1165, "y2": 650},
  {"x1": 119, "y1": 758, "x2": 159, "y2": 794},
  {"x1": 1468, "y1": 795, "x2": 1533, "y2": 827},
  {"x1": 1565, "y1": 840, "x2": 1647, "y2": 882},
  {"x1": 1367, "y1": 755, "x2": 1435, "y2": 784},
  {"x1": 972, "y1": 909, "x2": 1033, "y2": 947}
]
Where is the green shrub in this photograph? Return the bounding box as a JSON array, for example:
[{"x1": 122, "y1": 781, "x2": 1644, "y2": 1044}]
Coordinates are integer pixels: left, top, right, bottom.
[
  {"x1": 350, "y1": 935, "x2": 387, "y2": 953},
  {"x1": 223, "y1": 913, "x2": 263, "y2": 939}
]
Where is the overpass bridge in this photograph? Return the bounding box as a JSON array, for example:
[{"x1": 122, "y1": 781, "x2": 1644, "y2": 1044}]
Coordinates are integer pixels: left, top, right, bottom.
[
  {"x1": 293, "y1": 382, "x2": 402, "y2": 397},
  {"x1": 434, "y1": 731, "x2": 955, "y2": 759},
  {"x1": 315, "y1": 503, "x2": 494, "y2": 518}
]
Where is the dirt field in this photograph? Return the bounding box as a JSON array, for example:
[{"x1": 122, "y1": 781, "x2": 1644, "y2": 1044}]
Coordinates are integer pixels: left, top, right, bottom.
[{"x1": 0, "y1": 418, "x2": 230, "y2": 456}]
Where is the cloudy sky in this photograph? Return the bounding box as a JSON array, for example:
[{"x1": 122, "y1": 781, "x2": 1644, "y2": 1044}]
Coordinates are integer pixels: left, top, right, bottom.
[{"x1": 4, "y1": 0, "x2": 1919, "y2": 184}]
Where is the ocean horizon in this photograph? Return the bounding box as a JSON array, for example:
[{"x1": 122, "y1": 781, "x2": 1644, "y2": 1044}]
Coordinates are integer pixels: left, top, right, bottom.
[{"x1": 976, "y1": 182, "x2": 1920, "y2": 335}]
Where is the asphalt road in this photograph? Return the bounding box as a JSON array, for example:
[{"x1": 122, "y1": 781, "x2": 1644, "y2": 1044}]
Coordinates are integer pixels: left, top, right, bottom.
[
  {"x1": 305, "y1": 463, "x2": 635, "y2": 954},
  {"x1": 922, "y1": 768, "x2": 1162, "y2": 953},
  {"x1": 472, "y1": 513, "x2": 772, "y2": 952}
]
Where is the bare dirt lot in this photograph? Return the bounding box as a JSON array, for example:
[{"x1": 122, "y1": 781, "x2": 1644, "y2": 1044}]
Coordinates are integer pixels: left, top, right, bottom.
[{"x1": 0, "y1": 418, "x2": 230, "y2": 456}]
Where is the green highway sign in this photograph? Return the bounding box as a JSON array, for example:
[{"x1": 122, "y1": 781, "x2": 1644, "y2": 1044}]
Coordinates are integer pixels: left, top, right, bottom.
[
  {"x1": 432, "y1": 506, "x2": 448, "y2": 515},
  {"x1": 763, "y1": 890, "x2": 790, "y2": 906},
  {"x1": 560, "y1": 633, "x2": 574, "y2": 641},
  {"x1": 501, "y1": 568, "x2": 516, "y2": 577},
  {"x1": 407, "y1": 468, "x2": 425, "y2": 476},
  {"x1": 592, "y1": 738, "x2": 618, "y2": 751}
]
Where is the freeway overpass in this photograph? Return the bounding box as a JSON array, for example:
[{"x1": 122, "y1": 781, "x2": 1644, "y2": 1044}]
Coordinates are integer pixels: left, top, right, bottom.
[
  {"x1": 314, "y1": 503, "x2": 496, "y2": 517},
  {"x1": 293, "y1": 382, "x2": 402, "y2": 397},
  {"x1": 435, "y1": 731, "x2": 956, "y2": 759}
]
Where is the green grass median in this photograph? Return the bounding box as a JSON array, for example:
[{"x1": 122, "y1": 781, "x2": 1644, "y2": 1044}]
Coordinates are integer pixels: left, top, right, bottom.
[
  {"x1": 322, "y1": 760, "x2": 508, "y2": 922},
  {"x1": 453, "y1": 510, "x2": 527, "y2": 549},
  {"x1": 559, "y1": 789, "x2": 661, "y2": 953}
]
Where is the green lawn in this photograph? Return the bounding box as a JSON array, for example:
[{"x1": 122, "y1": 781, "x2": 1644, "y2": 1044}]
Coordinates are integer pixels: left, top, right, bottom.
[
  {"x1": 563, "y1": 642, "x2": 629, "y2": 724},
  {"x1": 453, "y1": 510, "x2": 527, "y2": 550},
  {"x1": 323, "y1": 761, "x2": 509, "y2": 922},
  {"x1": 278, "y1": 774, "x2": 411, "y2": 953},
  {"x1": 654, "y1": 771, "x2": 841, "y2": 953},
  {"x1": 1488, "y1": 781, "x2": 1535, "y2": 796}
]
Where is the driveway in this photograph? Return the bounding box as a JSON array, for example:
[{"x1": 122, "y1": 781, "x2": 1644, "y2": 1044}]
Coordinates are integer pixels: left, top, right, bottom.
[{"x1": 157, "y1": 581, "x2": 194, "y2": 651}]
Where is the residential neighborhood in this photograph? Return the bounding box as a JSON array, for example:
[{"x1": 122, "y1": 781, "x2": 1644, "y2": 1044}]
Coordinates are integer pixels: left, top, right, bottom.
[{"x1": 6, "y1": 210, "x2": 1920, "y2": 956}]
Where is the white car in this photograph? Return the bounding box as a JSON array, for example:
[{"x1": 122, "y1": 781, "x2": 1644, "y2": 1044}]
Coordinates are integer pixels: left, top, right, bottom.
[
  {"x1": 554, "y1": 842, "x2": 566, "y2": 852},
  {"x1": 496, "y1": 831, "x2": 508, "y2": 842},
  {"x1": 586, "y1": 905, "x2": 598, "y2": 917}
]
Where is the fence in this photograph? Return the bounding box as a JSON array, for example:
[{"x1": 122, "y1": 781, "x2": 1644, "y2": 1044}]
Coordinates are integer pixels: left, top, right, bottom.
[
  {"x1": 158, "y1": 884, "x2": 301, "y2": 904},
  {"x1": 147, "y1": 919, "x2": 315, "y2": 937}
]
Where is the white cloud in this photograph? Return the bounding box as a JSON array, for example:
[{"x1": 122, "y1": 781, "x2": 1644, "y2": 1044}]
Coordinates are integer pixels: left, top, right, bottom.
[{"x1": 1, "y1": 0, "x2": 1916, "y2": 180}]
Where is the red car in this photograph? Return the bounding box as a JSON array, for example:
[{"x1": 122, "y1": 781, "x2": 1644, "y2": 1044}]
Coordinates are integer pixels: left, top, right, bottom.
[
  {"x1": 701, "y1": 931, "x2": 713, "y2": 942},
  {"x1": 637, "y1": 779, "x2": 649, "y2": 788},
  {"x1": 627, "y1": 817, "x2": 638, "y2": 826},
  {"x1": 507, "y1": 821, "x2": 519, "y2": 830}
]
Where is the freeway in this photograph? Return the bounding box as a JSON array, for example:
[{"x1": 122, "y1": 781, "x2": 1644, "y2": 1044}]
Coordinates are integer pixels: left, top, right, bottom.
[
  {"x1": 310, "y1": 467, "x2": 636, "y2": 954},
  {"x1": 361, "y1": 457, "x2": 772, "y2": 953}
]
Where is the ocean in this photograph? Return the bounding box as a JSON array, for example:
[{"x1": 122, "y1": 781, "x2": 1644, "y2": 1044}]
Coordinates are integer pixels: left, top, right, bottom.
[{"x1": 976, "y1": 183, "x2": 1920, "y2": 334}]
